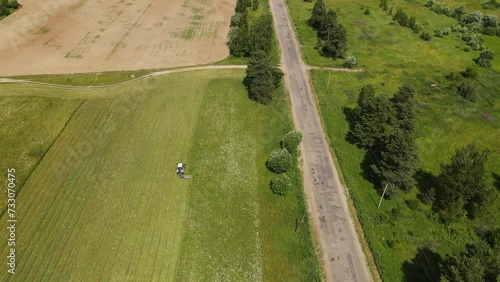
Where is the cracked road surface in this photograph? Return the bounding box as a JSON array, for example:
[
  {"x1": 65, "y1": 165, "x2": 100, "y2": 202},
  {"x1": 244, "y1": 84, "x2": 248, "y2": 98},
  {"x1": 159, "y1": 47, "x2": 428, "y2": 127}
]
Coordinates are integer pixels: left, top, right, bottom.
[{"x1": 269, "y1": 0, "x2": 372, "y2": 281}]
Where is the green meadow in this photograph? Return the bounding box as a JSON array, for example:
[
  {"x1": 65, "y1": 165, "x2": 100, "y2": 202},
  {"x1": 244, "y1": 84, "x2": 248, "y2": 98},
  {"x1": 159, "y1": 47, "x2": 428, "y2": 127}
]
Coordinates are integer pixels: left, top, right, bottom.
[
  {"x1": 286, "y1": 0, "x2": 500, "y2": 280},
  {"x1": 0, "y1": 70, "x2": 320, "y2": 281}
]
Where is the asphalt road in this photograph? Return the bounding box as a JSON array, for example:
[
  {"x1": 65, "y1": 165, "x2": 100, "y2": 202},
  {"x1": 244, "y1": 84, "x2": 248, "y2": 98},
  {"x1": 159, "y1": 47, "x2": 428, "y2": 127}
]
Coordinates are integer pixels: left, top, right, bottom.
[{"x1": 269, "y1": 0, "x2": 373, "y2": 281}]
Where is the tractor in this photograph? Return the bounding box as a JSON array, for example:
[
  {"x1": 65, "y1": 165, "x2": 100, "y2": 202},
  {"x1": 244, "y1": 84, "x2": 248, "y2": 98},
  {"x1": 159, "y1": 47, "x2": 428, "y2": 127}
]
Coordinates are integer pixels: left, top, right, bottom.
[{"x1": 176, "y1": 163, "x2": 191, "y2": 179}]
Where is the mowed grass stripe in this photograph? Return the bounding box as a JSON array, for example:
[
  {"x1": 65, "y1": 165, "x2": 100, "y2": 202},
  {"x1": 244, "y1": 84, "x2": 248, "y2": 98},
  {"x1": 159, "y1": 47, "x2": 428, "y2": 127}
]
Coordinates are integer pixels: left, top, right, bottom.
[
  {"x1": 18, "y1": 101, "x2": 113, "y2": 279},
  {"x1": 176, "y1": 76, "x2": 264, "y2": 280},
  {"x1": 20, "y1": 101, "x2": 131, "y2": 280},
  {"x1": 0, "y1": 71, "x2": 224, "y2": 281}
]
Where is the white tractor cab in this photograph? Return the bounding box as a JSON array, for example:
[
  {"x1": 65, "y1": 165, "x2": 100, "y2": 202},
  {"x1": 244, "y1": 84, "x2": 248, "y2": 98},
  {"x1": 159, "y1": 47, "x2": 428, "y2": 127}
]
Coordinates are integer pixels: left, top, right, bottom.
[
  {"x1": 176, "y1": 163, "x2": 191, "y2": 179},
  {"x1": 176, "y1": 163, "x2": 185, "y2": 176}
]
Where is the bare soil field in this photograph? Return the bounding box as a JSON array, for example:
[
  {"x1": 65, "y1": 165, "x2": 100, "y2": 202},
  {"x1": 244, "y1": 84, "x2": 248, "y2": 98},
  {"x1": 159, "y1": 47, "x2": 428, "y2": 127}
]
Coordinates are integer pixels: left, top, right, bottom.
[{"x1": 0, "y1": 0, "x2": 234, "y2": 76}]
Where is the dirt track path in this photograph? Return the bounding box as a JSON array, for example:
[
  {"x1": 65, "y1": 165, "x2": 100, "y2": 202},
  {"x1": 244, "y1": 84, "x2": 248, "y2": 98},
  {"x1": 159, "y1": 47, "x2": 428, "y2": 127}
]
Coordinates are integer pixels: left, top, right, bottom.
[
  {"x1": 269, "y1": 0, "x2": 372, "y2": 281},
  {"x1": 0, "y1": 65, "x2": 248, "y2": 90},
  {"x1": 0, "y1": 64, "x2": 361, "y2": 90}
]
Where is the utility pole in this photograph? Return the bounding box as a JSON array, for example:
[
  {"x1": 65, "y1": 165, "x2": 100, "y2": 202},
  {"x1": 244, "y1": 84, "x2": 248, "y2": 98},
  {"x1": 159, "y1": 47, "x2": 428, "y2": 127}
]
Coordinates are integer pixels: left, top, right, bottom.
[{"x1": 377, "y1": 183, "x2": 389, "y2": 208}]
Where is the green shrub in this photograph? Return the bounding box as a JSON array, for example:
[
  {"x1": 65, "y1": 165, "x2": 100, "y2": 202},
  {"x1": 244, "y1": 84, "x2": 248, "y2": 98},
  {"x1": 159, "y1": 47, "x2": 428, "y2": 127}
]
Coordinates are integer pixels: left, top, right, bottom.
[
  {"x1": 474, "y1": 49, "x2": 495, "y2": 68},
  {"x1": 343, "y1": 56, "x2": 358, "y2": 68},
  {"x1": 364, "y1": 9, "x2": 371, "y2": 15},
  {"x1": 406, "y1": 199, "x2": 420, "y2": 210},
  {"x1": 460, "y1": 66, "x2": 478, "y2": 79},
  {"x1": 266, "y1": 148, "x2": 293, "y2": 173},
  {"x1": 281, "y1": 131, "x2": 303, "y2": 154},
  {"x1": 420, "y1": 31, "x2": 432, "y2": 41},
  {"x1": 457, "y1": 82, "x2": 478, "y2": 101},
  {"x1": 270, "y1": 174, "x2": 292, "y2": 195}
]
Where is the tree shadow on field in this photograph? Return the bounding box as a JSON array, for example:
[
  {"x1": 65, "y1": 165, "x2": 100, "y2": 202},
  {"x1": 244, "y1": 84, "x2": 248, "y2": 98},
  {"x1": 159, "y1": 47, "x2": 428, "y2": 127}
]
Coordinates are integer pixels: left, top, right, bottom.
[
  {"x1": 415, "y1": 169, "x2": 439, "y2": 208},
  {"x1": 402, "y1": 247, "x2": 442, "y2": 282},
  {"x1": 493, "y1": 173, "x2": 500, "y2": 191},
  {"x1": 342, "y1": 106, "x2": 385, "y2": 195},
  {"x1": 342, "y1": 106, "x2": 358, "y2": 145},
  {"x1": 360, "y1": 152, "x2": 378, "y2": 186}
]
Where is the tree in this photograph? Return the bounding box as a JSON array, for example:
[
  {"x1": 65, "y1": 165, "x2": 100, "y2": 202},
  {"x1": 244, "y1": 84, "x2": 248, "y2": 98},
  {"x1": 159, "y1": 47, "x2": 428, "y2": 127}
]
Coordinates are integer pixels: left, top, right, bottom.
[
  {"x1": 266, "y1": 148, "x2": 293, "y2": 173},
  {"x1": 379, "y1": 0, "x2": 388, "y2": 11},
  {"x1": 7, "y1": 0, "x2": 18, "y2": 9},
  {"x1": 420, "y1": 31, "x2": 432, "y2": 41},
  {"x1": 407, "y1": 16, "x2": 417, "y2": 29},
  {"x1": 374, "y1": 85, "x2": 419, "y2": 191},
  {"x1": 474, "y1": 49, "x2": 495, "y2": 68},
  {"x1": 250, "y1": 14, "x2": 274, "y2": 54},
  {"x1": 281, "y1": 131, "x2": 303, "y2": 154},
  {"x1": 436, "y1": 144, "x2": 493, "y2": 220},
  {"x1": 322, "y1": 22, "x2": 348, "y2": 59},
  {"x1": 319, "y1": 9, "x2": 337, "y2": 41},
  {"x1": 308, "y1": 0, "x2": 327, "y2": 29},
  {"x1": 228, "y1": 9, "x2": 249, "y2": 57},
  {"x1": 270, "y1": 67, "x2": 284, "y2": 88},
  {"x1": 483, "y1": 14, "x2": 499, "y2": 28},
  {"x1": 270, "y1": 174, "x2": 292, "y2": 195},
  {"x1": 352, "y1": 85, "x2": 396, "y2": 150},
  {"x1": 457, "y1": 82, "x2": 478, "y2": 101},
  {"x1": 0, "y1": 0, "x2": 8, "y2": 16},
  {"x1": 245, "y1": 50, "x2": 280, "y2": 104},
  {"x1": 453, "y1": 5, "x2": 467, "y2": 19},
  {"x1": 441, "y1": 252, "x2": 486, "y2": 282},
  {"x1": 252, "y1": 0, "x2": 259, "y2": 10},
  {"x1": 393, "y1": 8, "x2": 409, "y2": 26},
  {"x1": 343, "y1": 56, "x2": 357, "y2": 68},
  {"x1": 228, "y1": 26, "x2": 249, "y2": 57},
  {"x1": 462, "y1": 10, "x2": 484, "y2": 25},
  {"x1": 235, "y1": 0, "x2": 248, "y2": 13},
  {"x1": 460, "y1": 65, "x2": 478, "y2": 78},
  {"x1": 390, "y1": 85, "x2": 416, "y2": 134},
  {"x1": 373, "y1": 128, "x2": 419, "y2": 190}
]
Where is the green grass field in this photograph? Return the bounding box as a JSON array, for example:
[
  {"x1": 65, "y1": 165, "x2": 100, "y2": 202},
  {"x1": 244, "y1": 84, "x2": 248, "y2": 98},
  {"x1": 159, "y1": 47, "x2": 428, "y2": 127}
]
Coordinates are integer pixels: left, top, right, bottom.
[
  {"x1": 311, "y1": 69, "x2": 499, "y2": 281},
  {"x1": 284, "y1": 0, "x2": 500, "y2": 280},
  {"x1": 8, "y1": 70, "x2": 153, "y2": 86},
  {"x1": 286, "y1": 0, "x2": 500, "y2": 71},
  {"x1": 0, "y1": 69, "x2": 319, "y2": 281}
]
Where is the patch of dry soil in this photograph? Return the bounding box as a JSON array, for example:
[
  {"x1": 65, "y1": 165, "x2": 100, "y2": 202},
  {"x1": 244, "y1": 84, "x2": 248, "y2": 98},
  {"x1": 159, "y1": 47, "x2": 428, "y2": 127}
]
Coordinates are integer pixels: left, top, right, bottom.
[{"x1": 0, "y1": 0, "x2": 234, "y2": 76}]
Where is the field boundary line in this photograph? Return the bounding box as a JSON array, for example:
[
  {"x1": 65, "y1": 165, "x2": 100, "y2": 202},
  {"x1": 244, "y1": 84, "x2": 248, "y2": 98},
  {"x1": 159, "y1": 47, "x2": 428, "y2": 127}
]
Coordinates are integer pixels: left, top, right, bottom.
[
  {"x1": 0, "y1": 64, "x2": 363, "y2": 90},
  {"x1": 0, "y1": 65, "x2": 248, "y2": 89}
]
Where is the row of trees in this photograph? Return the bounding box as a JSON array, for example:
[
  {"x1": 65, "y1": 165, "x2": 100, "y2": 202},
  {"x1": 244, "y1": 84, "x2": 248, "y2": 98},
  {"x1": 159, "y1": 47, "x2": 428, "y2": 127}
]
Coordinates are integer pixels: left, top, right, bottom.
[
  {"x1": 308, "y1": 0, "x2": 348, "y2": 59},
  {"x1": 266, "y1": 131, "x2": 303, "y2": 195},
  {"x1": 228, "y1": 0, "x2": 272, "y2": 57},
  {"x1": 244, "y1": 50, "x2": 283, "y2": 104},
  {"x1": 425, "y1": 0, "x2": 500, "y2": 37},
  {"x1": 228, "y1": 0, "x2": 284, "y2": 104},
  {"x1": 0, "y1": 0, "x2": 19, "y2": 17},
  {"x1": 350, "y1": 85, "x2": 419, "y2": 195},
  {"x1": 391, "y1": 8, "x2": 433, "y2": 40}
]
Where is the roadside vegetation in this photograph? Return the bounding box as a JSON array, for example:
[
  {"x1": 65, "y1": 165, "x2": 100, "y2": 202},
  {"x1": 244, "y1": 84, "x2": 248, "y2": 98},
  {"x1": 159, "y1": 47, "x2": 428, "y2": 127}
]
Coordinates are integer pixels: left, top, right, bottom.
[
  {"x1": 225, "y1": 0, "x2": 280, "y2": 64},
  {"x1": 287, "y1": 0, "x2": 500, "y2": 280},
  {"x1": 0, "y1": 0, "x2": 19, "y2": 19}
]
